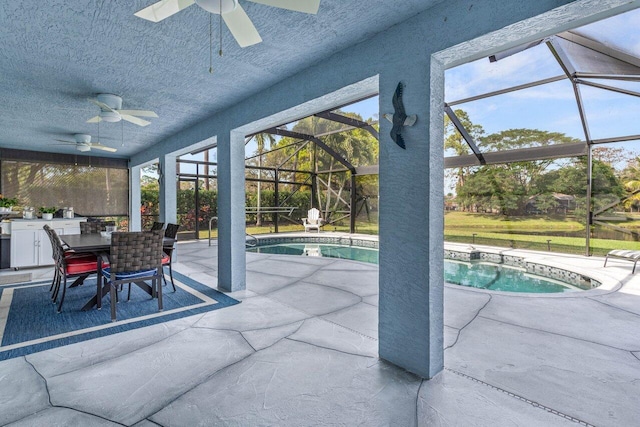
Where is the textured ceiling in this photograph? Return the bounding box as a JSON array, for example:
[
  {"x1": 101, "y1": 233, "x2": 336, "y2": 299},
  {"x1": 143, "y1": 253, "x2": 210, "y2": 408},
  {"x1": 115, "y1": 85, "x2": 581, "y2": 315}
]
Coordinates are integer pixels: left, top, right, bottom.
[{"x1": 0, "y1": 0, "x2": 442, "y2": 158}]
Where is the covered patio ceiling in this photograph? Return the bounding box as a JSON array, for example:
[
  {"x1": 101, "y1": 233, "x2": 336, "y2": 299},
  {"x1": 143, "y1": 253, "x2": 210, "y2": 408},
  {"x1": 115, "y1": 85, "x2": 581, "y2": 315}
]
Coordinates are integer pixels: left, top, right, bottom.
[{"x1": 0, "y1": 0, "x2": 441, "y2": 158}]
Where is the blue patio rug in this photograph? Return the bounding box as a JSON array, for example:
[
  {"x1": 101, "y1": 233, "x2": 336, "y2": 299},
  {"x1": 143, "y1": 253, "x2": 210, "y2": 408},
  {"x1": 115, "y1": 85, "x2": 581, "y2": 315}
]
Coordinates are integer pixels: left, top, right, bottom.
[{"x1": 0, "y1": 271, "x2": 240, "y2": 361}]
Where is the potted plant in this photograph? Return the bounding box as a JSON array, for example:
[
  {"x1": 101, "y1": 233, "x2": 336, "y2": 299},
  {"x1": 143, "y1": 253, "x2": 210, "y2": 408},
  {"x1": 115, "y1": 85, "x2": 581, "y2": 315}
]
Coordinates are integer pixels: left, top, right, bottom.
[
  {"x1": 0, "y1": 195, "x2": 18, "y2": 213},
  {"x1": 39, "y1": 207, "x2": 57, "y2": 220}
]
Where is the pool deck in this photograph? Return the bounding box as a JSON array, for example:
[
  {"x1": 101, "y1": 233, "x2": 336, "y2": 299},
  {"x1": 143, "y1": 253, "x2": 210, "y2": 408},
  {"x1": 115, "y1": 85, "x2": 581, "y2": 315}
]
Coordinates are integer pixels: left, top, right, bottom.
[{"x1": 1, "y1": 235, "x2": 639, "y2": 426}]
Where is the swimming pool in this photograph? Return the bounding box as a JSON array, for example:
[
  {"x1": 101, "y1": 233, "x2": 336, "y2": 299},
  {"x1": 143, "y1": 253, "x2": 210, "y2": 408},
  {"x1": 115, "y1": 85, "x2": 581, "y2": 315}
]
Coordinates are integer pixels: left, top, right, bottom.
[{"x1": 248, "y1": 243, "x2": 582, "y2": 293}]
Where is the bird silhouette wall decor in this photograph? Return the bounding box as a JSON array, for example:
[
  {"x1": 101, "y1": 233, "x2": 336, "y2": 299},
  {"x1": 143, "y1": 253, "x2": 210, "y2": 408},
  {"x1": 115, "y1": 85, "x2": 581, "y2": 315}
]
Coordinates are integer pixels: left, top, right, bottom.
[{"x1": 383, "y1": 82, "x2": 417, "y2": 149}]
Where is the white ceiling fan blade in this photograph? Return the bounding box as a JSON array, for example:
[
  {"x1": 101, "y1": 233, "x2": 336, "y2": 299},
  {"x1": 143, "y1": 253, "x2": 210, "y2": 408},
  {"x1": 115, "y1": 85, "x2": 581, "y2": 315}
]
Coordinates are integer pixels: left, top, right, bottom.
[
  {"x1": 135, "y1": 0, "x2": 195, "y2": 22},
  {"x1": 121, "y1": 114, "x2": 151, "y2": 127},
  {"x1": 90, "y1": 143, "x2": 118, "y2": 153},
  {"x1": 248, "y1": 0, "x2": 320, "y2": 14},
  {"x1": 86, "y1": 116, "x2": 102, "y2": 123},
  {"x1": 222, "y1": 4, "x2": 262, "y2": 48},
  {"x1": 88, "y1": 98, "x2": 115, "y2": 112},
  {"x1": 117, "y1": 109, "x2": 158, "y2": 118},
  {"x1": 54, "y1": 139, "x2": 75, "y2": 143}
]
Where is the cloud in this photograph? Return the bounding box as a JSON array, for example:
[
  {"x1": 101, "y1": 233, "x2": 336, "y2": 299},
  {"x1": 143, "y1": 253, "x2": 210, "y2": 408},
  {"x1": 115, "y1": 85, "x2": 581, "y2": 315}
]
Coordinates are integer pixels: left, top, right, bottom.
[{"x1": 571, "y1": 8, "x2": 640, "y2": 56}]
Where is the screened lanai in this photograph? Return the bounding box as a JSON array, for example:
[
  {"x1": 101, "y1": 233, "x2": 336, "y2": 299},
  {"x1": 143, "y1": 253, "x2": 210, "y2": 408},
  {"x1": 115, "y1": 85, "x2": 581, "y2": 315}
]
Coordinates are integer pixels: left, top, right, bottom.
[
  {"x1": 156, "y1": 96, "x2": 380, "y2": 239},
  {"x1": 444, "y1": 8, "x2": 640, "y2": 256}
]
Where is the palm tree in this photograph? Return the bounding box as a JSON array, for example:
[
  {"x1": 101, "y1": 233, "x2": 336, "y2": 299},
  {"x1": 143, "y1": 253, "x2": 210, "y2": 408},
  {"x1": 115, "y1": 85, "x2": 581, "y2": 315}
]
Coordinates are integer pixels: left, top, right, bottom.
[{"x1": 290, "y1": 114, "x2": 377, "y2": 220}]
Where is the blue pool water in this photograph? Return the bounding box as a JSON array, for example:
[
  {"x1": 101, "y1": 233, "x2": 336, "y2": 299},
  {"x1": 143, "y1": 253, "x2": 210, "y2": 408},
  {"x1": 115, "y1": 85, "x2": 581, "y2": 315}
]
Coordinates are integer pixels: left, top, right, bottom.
[
  {"x1": 249, "y1": 243, "x2": 379, "y2": 265},
  {"x1": 443, "y1": 260, "x2": 578, "y2": 293},
  {"x1": 248, "y1": 243, "x2": 579, "y2": 293}
]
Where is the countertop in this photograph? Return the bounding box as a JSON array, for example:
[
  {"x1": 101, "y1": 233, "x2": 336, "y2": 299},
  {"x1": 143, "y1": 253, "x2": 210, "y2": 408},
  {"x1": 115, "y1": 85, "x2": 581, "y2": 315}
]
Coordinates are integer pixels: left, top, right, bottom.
[{"x1": 9, "y1": 217, "x2": 85, "y2": 222}]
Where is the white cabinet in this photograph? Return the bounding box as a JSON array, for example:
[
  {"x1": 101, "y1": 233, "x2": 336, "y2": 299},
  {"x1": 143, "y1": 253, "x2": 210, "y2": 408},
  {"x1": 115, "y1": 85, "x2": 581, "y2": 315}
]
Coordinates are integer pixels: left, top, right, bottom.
[
  {"x1": 57, "y1": 220, "x2": 82, "y2": 235},
  {"x1": 10, "y1": 219, "x2": 86, "y2": 268},
  {"x1": 11, "y1": 229, "x2": 39, "y2": 268}
]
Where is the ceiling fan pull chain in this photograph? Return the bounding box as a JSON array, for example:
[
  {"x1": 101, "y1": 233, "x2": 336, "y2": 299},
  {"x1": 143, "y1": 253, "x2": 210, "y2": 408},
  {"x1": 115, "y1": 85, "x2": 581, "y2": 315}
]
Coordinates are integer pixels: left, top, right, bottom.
[
  {"x1": 209, "y1": 13, "x2": 213, "y2": 73},
  {"x1": 121, "y1": 120, "x2": 124, "y2": 146}
]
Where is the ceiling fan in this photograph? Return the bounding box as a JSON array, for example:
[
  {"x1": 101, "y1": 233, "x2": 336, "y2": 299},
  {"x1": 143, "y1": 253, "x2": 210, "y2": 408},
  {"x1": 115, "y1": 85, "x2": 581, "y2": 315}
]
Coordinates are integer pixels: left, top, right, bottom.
[
  {"x1": 87, "y1": 94, "x2": 158, "y2": 127},
  {"x1": 135, "y1": 0, "x2": 321, "y2": 48},
  {"x1": 53, "y1": 134, "x2": 118, "y2": 153}
]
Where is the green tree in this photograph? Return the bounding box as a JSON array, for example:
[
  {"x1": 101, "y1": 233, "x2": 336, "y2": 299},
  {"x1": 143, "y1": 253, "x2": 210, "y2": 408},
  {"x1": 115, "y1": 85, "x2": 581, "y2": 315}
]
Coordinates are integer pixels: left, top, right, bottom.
[
  {"x1": 549, "y1": 157, "x2": 625, "y2": 222},
  {"x1": 592, "y1": 146, "x2": 633, "y2": 171},
  {"x1": 457, "y1": 129, "x2": 579, "y2": 215},
  {"x1": 444, "y1": 109, "x2": 484, "y2": 209},
  {"x1": 618, "y1": 156, "x2": 640, "y2": 212}
]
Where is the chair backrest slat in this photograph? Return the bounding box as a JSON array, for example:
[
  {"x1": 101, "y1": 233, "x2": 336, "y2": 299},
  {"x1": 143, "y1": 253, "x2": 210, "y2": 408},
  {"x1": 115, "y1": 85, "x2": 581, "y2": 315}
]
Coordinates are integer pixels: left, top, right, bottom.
[
  {"x1": 43, "y1": 224, "x2": 66, "y2": 267},
  {"x1": 308, "y1": 208, "x2": 320, "y2": 220},
  {"x1": 43, "y1": 224, "x2": 59, "y2": 262}
]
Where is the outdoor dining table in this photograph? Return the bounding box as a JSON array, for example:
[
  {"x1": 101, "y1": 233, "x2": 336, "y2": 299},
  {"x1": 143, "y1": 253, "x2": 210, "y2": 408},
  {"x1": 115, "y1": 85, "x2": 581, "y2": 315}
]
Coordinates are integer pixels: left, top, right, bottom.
[{"x1": 60, "y1": 233, "x2": 177, "y2": 311}]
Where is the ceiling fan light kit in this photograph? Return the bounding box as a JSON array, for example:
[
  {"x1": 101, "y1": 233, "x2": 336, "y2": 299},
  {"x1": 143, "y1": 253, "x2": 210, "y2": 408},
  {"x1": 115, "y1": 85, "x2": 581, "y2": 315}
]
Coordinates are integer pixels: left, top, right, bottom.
[
  {"x1": 96, "y1": 94, "x2": 122, "y2": 122},
  {"x1": 74, "y1": 134, "x2": 92, "y2": 144},
  {"x1": 73, "y1": 133, "x2": 93, "y2": 152},
  {"x1": 86, "y1": 94, "x2": 158, "y2": 127},
  {"x1": 53, "y1": 133, "x2": 118, "y2": 153},
  {"x1": 100, "y1": 110, "x2": 121, "y2": 123},
  {"x1": 97, "y1": 93, "x2": 123, "y2": 109}
]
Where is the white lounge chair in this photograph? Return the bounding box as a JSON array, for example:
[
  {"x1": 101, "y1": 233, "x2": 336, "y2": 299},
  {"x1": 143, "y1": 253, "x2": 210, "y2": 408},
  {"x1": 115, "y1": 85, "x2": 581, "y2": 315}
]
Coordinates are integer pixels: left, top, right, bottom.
[
  {"x1": 603, "y1": 249, "x2": 640, "y2": 273},
  {"x1": 302, "y1": 208, "x2": 323, "y2": 233}
]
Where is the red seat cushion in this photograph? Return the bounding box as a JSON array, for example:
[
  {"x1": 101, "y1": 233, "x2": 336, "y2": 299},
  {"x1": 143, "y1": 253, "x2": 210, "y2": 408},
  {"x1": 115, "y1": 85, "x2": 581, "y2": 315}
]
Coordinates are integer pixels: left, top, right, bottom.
[
  {"x1": 161, "y1": 254, "x2": 171, "y2": 265},
  {"x1": 65, "y1": 255, "x2": 99, "y2": 275}
]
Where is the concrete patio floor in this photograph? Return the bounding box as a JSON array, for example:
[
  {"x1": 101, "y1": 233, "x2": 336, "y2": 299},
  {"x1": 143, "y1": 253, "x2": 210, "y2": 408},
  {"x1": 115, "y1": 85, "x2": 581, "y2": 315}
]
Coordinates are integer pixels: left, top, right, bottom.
[{"x1": 1, "y1": 239, "x2": 640, "y2": 426}]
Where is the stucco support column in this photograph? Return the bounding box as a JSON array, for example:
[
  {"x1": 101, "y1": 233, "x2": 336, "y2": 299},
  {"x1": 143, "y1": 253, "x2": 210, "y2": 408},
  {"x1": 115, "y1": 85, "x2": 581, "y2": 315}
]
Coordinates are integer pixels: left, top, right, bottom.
[
  {"x1": 217, "y1": 130, "x2": 246, "y2": 291},
  {"x1": 378, "y1": 58, "x2": 444, "y2": 378},
  {"x1": 129, "y1": 165, "x2": 142, "y2": 231},
  {"x1": 159, "y1": 154, "x2": 177, "y2": 224}
]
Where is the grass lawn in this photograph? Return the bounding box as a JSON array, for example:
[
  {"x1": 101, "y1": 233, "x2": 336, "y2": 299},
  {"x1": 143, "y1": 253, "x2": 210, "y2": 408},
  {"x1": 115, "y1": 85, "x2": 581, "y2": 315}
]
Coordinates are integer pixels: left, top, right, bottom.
[
  {"x1": 445, "y1": 211, "x2": 639, "y2": 256},
  {"x1": 444, "y1": 211, "x2": 584, "y2": 232},
  {"x1": 194, "y1": 212, "x2": 638, "y2": 257}
]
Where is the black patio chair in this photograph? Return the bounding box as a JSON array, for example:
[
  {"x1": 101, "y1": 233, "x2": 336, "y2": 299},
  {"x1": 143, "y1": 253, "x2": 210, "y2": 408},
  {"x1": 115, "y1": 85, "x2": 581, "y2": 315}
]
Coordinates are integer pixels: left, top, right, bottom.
[
  {"x1": 43, "y1": 224, "x2": 100, "y2": 313},
  {"x1": 150, "y1": 221, "x2": 165, "y2": 231},
  {"x1": 162, "y1": 223, "x2": 180, "y2": 292},
  {"x1": 101, "y1": 230, "x2": 164, "y2": 322}
]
